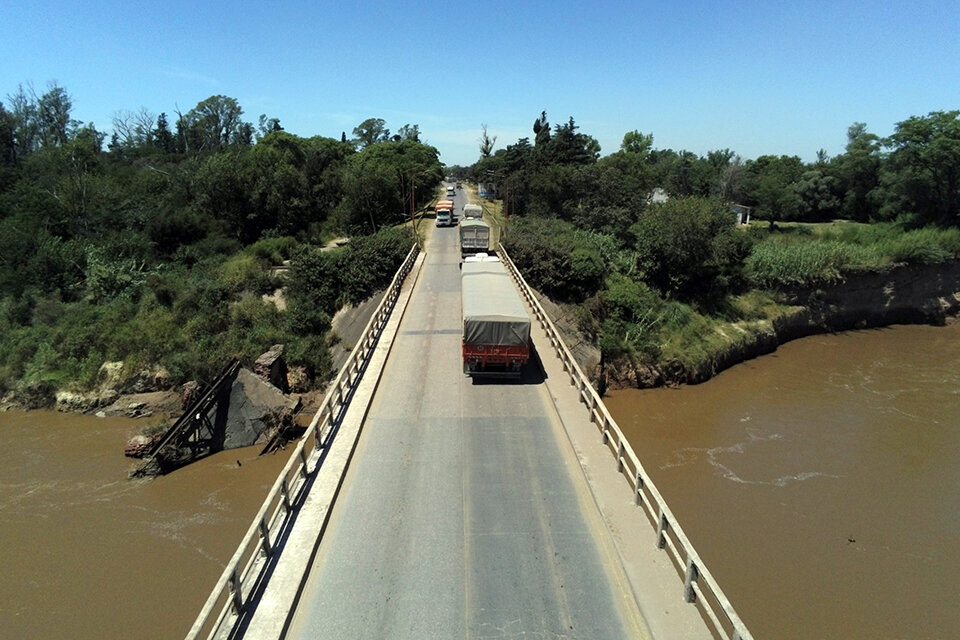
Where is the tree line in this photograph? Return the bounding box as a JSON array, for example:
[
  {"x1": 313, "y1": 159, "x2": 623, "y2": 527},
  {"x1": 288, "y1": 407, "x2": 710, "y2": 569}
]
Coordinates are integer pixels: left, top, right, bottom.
[
  {"x1": 463, "y1": 110, "x2": 960, "y2": 387},
  {"x1": 461, "y1": 110, "x2": 960, "y2": 231},
  {"x1": 0, "y1": 82, "x2": 443, "y2": 400}
]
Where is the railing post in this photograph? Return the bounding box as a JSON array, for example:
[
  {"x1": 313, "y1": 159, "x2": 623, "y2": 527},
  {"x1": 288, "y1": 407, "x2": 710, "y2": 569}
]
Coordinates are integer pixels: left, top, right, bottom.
[
  {"x1": 299, "y1": 447, "x2": 309, "y2": 478},
  {"x1": 617, "y1": 441, "x2": 625, "y2": 472},
  {"x1": 657, "y1": 513, "x2": 668, "y2": 549},
  {"x1": 229, "y1": 566, "x2": 244, "y2": 614},
  {"x1": 634, "y1": 472, "x2": 643, "y2": 507},
  {"x1": 280, "y1": 477, "x2": 291, "y2": 510},
  {"x1": 683, "y1": 557, "x2": 699, "y2": 603},
  {"x1": 259, "y1": 515, "x2": 272, "y2": 557}
]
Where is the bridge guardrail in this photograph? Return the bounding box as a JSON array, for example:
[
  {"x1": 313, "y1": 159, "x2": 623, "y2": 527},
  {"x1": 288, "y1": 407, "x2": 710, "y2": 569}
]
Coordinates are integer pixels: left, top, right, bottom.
[
  {"x1": 185, "y1": 243, "x2": 420, "y2": 640},
  {"x1": 499, "y1": 245, "x2": 755, "y2": 640}
]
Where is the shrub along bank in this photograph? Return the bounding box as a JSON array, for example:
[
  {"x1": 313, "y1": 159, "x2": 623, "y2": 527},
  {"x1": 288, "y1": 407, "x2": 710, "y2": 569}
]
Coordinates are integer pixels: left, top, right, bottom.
[
  {"x1": 503, "y1": 206, "x2": 960, "y2": 392},
  {"x1": 0, "y1": 226, "x2": 414, "y2": 408}
]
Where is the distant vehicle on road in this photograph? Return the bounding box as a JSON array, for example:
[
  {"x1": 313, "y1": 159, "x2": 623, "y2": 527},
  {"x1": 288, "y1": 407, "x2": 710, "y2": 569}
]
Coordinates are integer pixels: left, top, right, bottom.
[
  {"x1": 435, "y1": 199, "x2": 455, "y2": 227},
  {"x1": 459, "y1": 218, "x2": 490, "y2": 257},
  {"x1": 446, "y1": 186, "x2": 456, "y2": 198},
  {"x1": 463, "y1": 203, "x2": 482, "y2": 220}
]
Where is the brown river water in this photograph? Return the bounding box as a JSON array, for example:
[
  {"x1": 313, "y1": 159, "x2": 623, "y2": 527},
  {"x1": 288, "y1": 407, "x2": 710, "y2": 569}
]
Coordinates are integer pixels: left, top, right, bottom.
[
  {"x1": 605, "y1": 321, "x2": 960, "y2": 640},
  {"x1": 0, "y1": 410, "x2": 289, "y2": 639},
  {"x1": 1, "y1": 323, "x2": 958, "y2": 639}
]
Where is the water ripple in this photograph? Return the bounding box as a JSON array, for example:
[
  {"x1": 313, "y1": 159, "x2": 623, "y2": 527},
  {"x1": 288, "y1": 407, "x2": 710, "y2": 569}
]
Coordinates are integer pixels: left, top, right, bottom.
[{"x1": 661, "y1": 428, "x2": 839, "y2": 487}]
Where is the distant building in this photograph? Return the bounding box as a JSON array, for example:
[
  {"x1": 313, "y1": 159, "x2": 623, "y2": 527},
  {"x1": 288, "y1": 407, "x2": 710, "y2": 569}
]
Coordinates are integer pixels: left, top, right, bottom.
[
  {"x1": 478, "y1": 182, "x2": 499, "y2": 198},
  {"x1": 731, "y1": 204, "x2": 751, "y2": 225}
]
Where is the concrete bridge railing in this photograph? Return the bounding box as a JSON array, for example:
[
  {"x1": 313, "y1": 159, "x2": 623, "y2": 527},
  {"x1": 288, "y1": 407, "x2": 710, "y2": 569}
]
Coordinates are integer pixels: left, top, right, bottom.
[
  {"x1": 185, "y1": 244, "x2": 420, "y2": 640},
  {"x1": 500, "y1": 245, "x2": 755, "y2": 640}
]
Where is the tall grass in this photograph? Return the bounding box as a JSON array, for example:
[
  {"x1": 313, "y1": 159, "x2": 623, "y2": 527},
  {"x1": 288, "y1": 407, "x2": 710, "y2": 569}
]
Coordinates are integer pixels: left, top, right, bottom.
[
  {"x1": 745, "y1": 238, "x2": 883, "y2": 288},
  {"x1": 746, "y1": 223, "x2": 960, "y2": 288}
]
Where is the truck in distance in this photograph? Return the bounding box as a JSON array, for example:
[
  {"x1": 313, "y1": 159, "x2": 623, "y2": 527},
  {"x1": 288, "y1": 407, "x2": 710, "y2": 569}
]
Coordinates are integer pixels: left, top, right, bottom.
[
  {"x1": 463, "y1": 203, "x2": 483, "y2": 220},
  {"x1": 435, "y1": 199, "x2": 455, "y2": 227},
  {"x1": 460, "y1": 259, "x2": 531, "y2": 377},
  {"x1": 459, "y1": 219, "x2": 490, "y2": 257}
]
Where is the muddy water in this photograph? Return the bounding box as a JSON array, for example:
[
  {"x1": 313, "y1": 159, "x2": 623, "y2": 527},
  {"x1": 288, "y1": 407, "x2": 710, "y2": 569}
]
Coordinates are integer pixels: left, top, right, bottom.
[
  {"x1": 0, "y1": 410, "x2": 290, "y2": 639},
  {"x1": 605, "y1": 322, "x2": 960, "y2": 639}
]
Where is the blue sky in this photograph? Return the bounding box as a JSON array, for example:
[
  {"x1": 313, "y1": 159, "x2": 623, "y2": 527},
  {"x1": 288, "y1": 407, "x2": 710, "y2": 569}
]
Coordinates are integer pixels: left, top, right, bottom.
[{"x1": 2, "y1": 0, "x2": 958, "y2": 166}]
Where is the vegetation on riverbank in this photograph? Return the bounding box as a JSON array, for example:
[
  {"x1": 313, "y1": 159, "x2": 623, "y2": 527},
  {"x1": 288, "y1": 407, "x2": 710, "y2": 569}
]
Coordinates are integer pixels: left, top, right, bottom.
[
  {"x1": 465, "y1": 110, "x2": 960, "y2": 389},
  {"x1": 0, "y1": 86, "x2": 439, "y2": 405},
  {"x1": 3, "y1": 82, "x2": 960, "y2": 402}
]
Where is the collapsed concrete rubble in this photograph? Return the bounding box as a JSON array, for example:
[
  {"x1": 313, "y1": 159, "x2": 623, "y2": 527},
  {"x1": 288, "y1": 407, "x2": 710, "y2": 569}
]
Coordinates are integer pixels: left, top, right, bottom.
[{"x1": 127, "y1": 345, "x2": 304, "y2": 475}]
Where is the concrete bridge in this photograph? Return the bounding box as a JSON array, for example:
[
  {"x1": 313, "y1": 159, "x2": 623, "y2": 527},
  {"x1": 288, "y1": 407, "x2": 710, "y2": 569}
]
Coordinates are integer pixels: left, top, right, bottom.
[{"x1": 186, "y1": 188, "x2": 754, "y2": 640}]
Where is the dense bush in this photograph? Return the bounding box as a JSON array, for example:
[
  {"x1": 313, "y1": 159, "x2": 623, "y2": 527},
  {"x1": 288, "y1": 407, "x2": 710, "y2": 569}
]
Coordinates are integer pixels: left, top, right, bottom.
[
  {"x1": 287, "y1": 226, "x2": 413, "y2": 315},
  {"x1": 631, "y1": 197, "x2": 753, "y2": 297},
  {"x1": 502, "y1": 217, "x2": 613, "y2": 302}
]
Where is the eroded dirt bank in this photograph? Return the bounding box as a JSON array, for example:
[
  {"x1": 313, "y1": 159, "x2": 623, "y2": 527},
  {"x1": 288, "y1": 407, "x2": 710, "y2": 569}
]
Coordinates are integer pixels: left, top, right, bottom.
[{"x1": 543, "y1": 260, "x2": 960, "y2": 391}]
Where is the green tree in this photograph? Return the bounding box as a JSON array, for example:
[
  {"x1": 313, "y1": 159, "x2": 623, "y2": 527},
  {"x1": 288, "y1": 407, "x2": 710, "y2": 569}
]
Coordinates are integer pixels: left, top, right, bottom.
[
  {"x1": 835, "y1": 122, "x2": 883, "y2": 221},
  {"x1": 256, "y1": 114, "x2": 283, "y2": 140},
  {"x1": 592, "y1": 130, "x2": 656, "y2": 211},
  {"x1": 6, "y1": 84, "x2": 41, "y2": 159},
  {"x1": 36, "y1": 83, "x2": 78, "y2": 147},
  {"x1": 0, "y1": 101, "x2": 15, "y2": 167},
  {"x1": 501, "y1": 217, "x2": 611, "y2": 302},
  {"x1": 533, "y1": 110, "x2": 550, "y2": 147},
  {"x1": 478, "y1": 124, "x2": 496, "y2": 158},
  {"x1": 396, "y1": 123, "x2": 420, "y2": 142},
  {"x1": 541, "y1": 117, "x2": 600, "y2": 165},
  {"x1": 882, "y1": 110, "x2": 960, "y2": 225},
  {"x1": 621, "y1": 130, "x2": 653, "y2": 156},
  {"x1": 793, "y1": 169, "x2": 841, "y2": 221},
  {"x1": 631, "y1": 197, "x2": 752, "y2": 296},
  {"x1": 337, "y1": 139, "x2": 442, "y2": 232},
  {"x1": 153, "y1": 112, "x2": 175, "y2": 152},
  {"x1": 743, "y1": 155, "x2": 805, "y2": 227},
  {"x1": 181, "y1": 95, "x2": 246, "y2": 151},
  {"x1": 352, "y1": 118, "x2": 390, "y2": 149}
]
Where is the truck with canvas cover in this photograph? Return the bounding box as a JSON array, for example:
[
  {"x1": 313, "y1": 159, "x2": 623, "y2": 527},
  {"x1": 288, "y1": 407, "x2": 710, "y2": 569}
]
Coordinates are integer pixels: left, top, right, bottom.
[
  {"x1": 461, "y1": 260, "x2": 531, "y2": 377},
  {"x1": 459, "y1": 219, "x2": 490, "y2": 257},
  {"x1": 463, "y1": 203, "x2": 483, "y2": 220}
]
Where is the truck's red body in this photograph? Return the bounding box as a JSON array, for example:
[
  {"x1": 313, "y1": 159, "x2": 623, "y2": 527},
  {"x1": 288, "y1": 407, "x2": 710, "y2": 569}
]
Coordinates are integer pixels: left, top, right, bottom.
[
  {"x1": 461, "y1": 342, "x2": 530, "y2": 372},
  {"x1": 460, "y1": 260, "x2": 531, "y2": 377}
]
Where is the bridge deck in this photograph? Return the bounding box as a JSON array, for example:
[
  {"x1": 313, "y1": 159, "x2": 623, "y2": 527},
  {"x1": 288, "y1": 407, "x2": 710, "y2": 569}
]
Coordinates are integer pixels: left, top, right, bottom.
[{"x1": 231, "y1": 186, "x2": 714, "y2": 639}]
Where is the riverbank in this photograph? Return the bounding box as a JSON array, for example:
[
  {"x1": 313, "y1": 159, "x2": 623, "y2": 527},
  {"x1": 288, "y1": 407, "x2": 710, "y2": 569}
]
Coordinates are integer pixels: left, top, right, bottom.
[
  {"x1": 0, "y1": 285, "x2": 387, "y2": 421},
  {"x1": 540, "y1": 259, "x2": 960, "y2": 392}
]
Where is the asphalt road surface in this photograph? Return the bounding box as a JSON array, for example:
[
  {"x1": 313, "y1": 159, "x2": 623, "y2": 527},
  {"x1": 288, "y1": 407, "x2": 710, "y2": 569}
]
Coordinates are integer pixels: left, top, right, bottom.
[{"x1": 287, "y1": 185, "x2": 646, "y2": 639}]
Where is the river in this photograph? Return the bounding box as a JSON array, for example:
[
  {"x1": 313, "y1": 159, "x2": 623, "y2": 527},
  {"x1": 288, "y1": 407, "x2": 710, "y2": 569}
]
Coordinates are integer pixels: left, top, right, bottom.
[
  {"x1": 605, "y1": 321, "x2": 960, "y2": 639},
  {"x1": 2, "y1": 323, "x2": 958, "y2": 639},
  {"x1": 0, "y1": 410, "x2": 289, "y2": 639}
]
